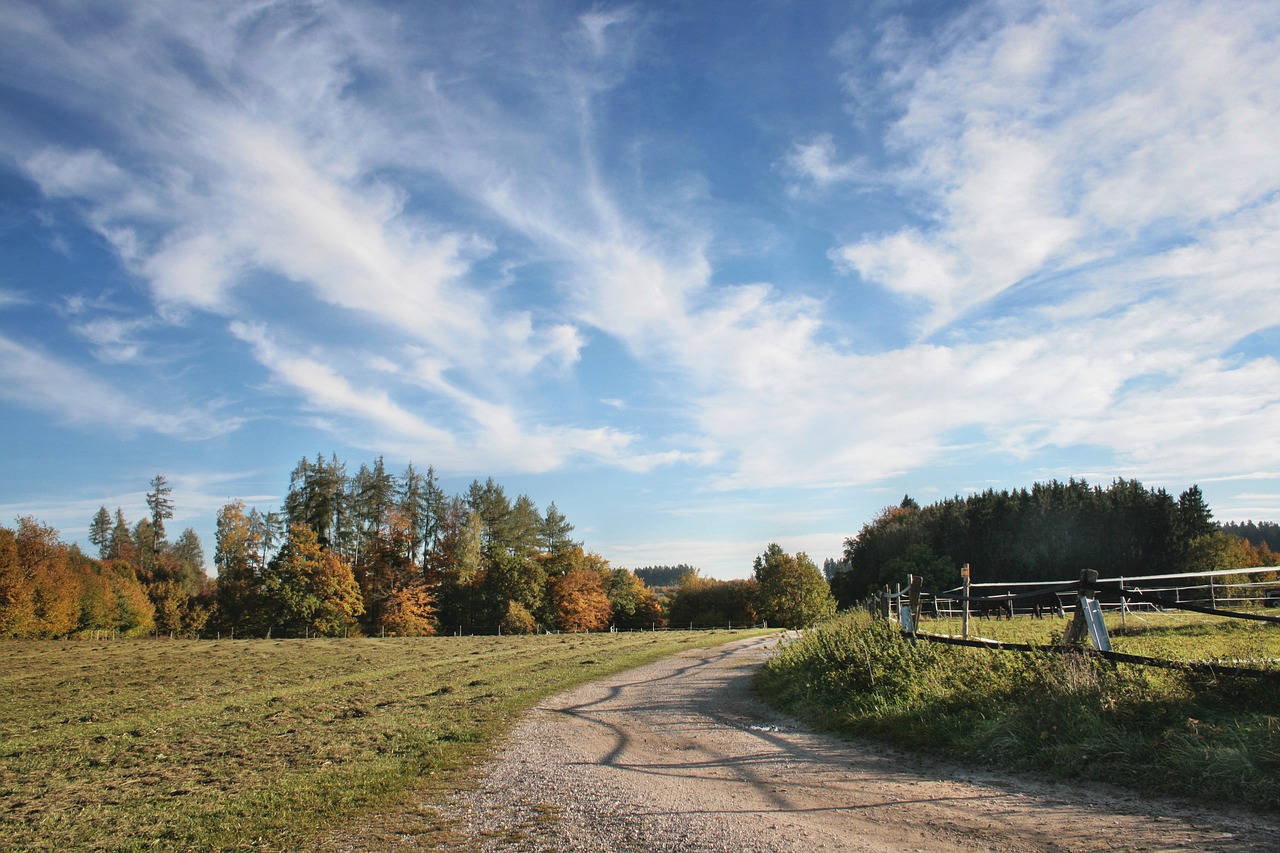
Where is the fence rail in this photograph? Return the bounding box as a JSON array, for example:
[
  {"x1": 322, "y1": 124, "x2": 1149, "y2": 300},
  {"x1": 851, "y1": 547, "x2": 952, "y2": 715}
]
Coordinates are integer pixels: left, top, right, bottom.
[{"x1": 882, "y1": 564, "x2": 1280, "y2": 679}]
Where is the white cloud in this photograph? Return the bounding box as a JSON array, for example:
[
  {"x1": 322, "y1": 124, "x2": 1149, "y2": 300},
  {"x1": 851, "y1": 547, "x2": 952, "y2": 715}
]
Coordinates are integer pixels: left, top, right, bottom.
[
  {"x1": 0, "y1": 334, "x2": 240, "y2": 439},
  {"x1": 782, "y1": 134, "x2": 867, "y2": 190},
  {"x1": 836, "y1": 0, "x2": 1280, "y2": 332},
  {"x1": 71, "y1": 316, "x2": 152, "y2": 363},
  {"x1": 6, "y1": 0, "x2": 1280, "y2": 509}
]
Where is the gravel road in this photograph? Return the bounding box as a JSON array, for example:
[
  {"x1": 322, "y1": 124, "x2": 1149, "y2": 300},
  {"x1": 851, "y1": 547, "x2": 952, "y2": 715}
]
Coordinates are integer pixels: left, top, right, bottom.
[{"x1": 342, "y1": 632, "x2": 1280, "y2": 851}]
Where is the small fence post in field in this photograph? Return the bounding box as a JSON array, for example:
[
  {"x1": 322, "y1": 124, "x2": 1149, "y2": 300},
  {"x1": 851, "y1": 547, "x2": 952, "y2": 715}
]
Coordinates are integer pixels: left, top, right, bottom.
[
  {"x1": 1063, "y1": 568, "x2": 1111, "y2": 651},
  {"x1": 1209, "y1": 576, "x2": 1217, "y2": 609},
  {"x1": 879, "y1": 585, "x2": 891, "y2": 619},
  {"x1": 1119, "y1": 576, "x2": 1127, "y2": 631},
  {"x1": 900, "y1": 574, "x2": 922, "y2": 644},
  {"x1": 960, "y1": 563, "x2": 971, "y2": 640}
]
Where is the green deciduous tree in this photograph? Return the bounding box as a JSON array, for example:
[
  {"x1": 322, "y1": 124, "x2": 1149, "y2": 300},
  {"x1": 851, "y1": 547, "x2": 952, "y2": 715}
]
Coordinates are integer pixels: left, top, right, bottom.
[{"x1": 753, "y1": 544, "x2": 836, "y2": 629}]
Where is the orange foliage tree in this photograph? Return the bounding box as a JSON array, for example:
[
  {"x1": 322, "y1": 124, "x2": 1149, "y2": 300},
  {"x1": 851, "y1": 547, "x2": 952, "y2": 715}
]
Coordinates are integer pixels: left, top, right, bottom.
[
  {"x1": 550, "y1": 568, "x2": 612, "y2": 632},
  {"x1": 378, "y1": 581, "x2": 437, "y2": 636}
]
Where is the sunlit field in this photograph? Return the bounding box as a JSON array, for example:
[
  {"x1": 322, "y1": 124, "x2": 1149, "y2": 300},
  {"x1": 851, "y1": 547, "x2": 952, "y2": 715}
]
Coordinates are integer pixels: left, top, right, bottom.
[{"x1": 0, "y1": 630, "x2": 772, "y2": 851}]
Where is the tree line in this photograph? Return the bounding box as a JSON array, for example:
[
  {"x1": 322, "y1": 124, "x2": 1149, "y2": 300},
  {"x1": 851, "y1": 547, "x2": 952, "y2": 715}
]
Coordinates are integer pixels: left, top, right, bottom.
[
  {"x1": 831, "y1": 478, "x2": 1279, "y2": 606},
  {"x1": 0, "y1": 455, "x2": 836, "y2": 638}
]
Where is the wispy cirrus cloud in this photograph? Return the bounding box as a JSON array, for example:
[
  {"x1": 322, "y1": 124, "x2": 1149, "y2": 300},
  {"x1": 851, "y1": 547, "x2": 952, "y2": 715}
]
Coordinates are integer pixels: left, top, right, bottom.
[{"x1": 0, "y1": 334, "x2": 241, "y2": 439}]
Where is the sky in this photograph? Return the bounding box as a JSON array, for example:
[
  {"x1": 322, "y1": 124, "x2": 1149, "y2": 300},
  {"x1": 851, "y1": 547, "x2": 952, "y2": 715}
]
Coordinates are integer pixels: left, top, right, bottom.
[{"x1": 2, "y1": 0, "x2": 1279, "y2": 579}]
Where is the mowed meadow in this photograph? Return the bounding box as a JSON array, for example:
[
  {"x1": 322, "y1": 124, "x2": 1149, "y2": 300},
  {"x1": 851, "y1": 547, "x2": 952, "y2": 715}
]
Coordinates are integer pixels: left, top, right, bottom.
[{"x1": 1, "y1": 630, "x2": 771, "y2": 851}]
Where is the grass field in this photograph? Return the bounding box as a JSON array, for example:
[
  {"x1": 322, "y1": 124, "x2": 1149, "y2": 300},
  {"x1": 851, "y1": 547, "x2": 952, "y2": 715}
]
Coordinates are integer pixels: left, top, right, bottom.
[
  {"x1": 0, "y1": 630, "x2": 772, "y2": 851},
  {"x1": 758, "y1": 610, "x2": 1280, "y2": 811}
]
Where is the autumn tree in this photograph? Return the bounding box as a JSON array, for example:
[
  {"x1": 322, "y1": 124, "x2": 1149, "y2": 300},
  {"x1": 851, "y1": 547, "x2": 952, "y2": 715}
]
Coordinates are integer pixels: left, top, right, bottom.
[
  {"x1": 356, "y1": 509, "x2": 426, "y2": 634},
  {"x1": 17, "y1": 517, "x2": 80, "y2": 637},
  {"x1": 378, "y1": 580, "x2": 437, "y2": 636},
  {"x1": 214, "y1": 501, "x2": 262, "y2": 634},
  {"x1": 260, "y1": 523, "x2": 363, "y2": 637},
  {"x1": 551, "y1": 568, "x2": 612, "y2": 632},
  {"x1": 0, "y1": 525, "x2": 35, "y2": 636},
  {"x1": 666, "y1": 575, "x2": 759, "y2": 629}
]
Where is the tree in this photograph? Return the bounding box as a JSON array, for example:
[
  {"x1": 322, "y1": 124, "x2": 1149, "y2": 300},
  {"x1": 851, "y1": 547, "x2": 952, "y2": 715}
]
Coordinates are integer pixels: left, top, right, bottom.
[
  {"x1": 508, "y1": 495, "x2": 544, "y2": 559},
  {"x1": 604, "y1": 568, "x2": 664, "y2": 629},
  {"x1": 499, "y1": 600, "x2": 539, "y2": 634},
  {"x1": 666, "y1": 576, "x2": 758, "y2": 628},
  {"x1": 540, "y1": 501, "x2": 577, "y2": 556},
  {"x1": 17, "y1": 517, "x2": 80, "y2": 637},
  {"x1": 170, "y1": 528, "x2": 207, "y2": 596},
  {"x1": 260, "y1": 523, "x2": 363, "y2": 637},
  {"x1": 551, "y1": 568, "x2": 611, "y2": 632},
  {"x1": 480, "y1": 550, "x2": 546, "y2": 627},
  {"x1": 0, "y1": 525, "x2": 36, "y2": 636},
  {"x1": 88, "y1": 506, "x2": 112, "y2": 559},
  {"x1": 378, "y1": 581, "x2": 437, "y2": 636},
  {"x1": 355, "y1": 508, "x2": 420, "y2": 632},
  {"x1": 426, "y1": 497, "x2": 485, "y2": 629},
  {"x1": 108, "y1": 509, "x2": 135, "y2": 563},
  {"x1": 214, "y1": 501, "x2": 262, "y2": 635},
  {"x1": 753, "y1": 544, "x2": 836, "y2": 629},
  {"x1": 468, "y1": 477, "x2": 514, "y2": 558},
  {"x1": 146, "y1": 474, "x2": 174, "y2": 557}
]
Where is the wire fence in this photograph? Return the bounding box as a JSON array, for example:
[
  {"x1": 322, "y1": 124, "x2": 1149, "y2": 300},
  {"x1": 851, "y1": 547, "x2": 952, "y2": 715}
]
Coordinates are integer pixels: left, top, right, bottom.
[{"x1": 878, "y1": 565, "x2": 1280, "y2": 680}]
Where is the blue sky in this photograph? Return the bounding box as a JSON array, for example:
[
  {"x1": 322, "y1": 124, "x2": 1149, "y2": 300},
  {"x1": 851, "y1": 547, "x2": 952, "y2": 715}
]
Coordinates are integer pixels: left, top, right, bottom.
[{"x1": 2, "y1": 0, "x2": 1279, "y2": 578}]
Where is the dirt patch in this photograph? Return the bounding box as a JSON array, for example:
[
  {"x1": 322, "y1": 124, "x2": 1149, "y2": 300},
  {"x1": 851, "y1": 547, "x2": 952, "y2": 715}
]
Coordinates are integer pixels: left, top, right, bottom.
[{"x1": 364, "y1": 634, "x2": 1280, "y2": 851}]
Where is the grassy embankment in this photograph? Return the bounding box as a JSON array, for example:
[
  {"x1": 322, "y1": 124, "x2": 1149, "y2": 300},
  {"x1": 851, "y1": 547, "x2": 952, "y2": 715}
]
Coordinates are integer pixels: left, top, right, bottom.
[
  {"x1": 1, "y1": 629, "x2": 772, "y2": 851},
  {"x1": 758, "y1": 610, "x2": 1280, "y2": 810}
]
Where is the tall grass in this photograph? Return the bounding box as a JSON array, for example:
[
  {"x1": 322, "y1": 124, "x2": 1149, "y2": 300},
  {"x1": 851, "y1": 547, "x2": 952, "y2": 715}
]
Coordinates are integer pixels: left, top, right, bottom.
[{"x1": 758, "y1": 611, "x2": 1280, "y2": 811}]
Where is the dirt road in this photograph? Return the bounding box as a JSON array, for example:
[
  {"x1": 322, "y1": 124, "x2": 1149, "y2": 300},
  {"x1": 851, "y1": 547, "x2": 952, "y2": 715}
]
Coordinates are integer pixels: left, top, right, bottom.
[{"x1": 433, "y1": 633, "x2": 1277, "y2": 852}]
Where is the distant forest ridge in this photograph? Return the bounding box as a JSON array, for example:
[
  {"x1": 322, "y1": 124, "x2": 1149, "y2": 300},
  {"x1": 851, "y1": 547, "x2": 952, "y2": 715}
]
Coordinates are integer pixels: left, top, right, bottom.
[
  {"x1": 633, "y1": 565, "x2": 698, "y2": 587},
  {"x1": 1221, "y1": 520, "x2": 1280, "y2": 552},
  {"x1": 831, "y1": 478, "x2": 1279, "y2": 605}
]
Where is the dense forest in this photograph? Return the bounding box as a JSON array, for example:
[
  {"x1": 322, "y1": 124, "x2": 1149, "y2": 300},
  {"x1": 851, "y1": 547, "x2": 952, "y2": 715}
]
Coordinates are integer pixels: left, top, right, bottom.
[
  {"x1": 831, "y1": 479, "x2": 1279, "y2": 605},
  {"x1": 1222, "y1": 520, "x2": 1280, "y2": 552},
  {"x1": 0, "y1": 454, "x2": 834, "y2": 638}
]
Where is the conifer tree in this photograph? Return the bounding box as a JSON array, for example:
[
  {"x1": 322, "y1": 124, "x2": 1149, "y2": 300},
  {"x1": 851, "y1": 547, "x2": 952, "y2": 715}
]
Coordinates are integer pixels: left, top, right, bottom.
[{"x1": 88, "y1": 506, "x2": 112, "y2": 560}]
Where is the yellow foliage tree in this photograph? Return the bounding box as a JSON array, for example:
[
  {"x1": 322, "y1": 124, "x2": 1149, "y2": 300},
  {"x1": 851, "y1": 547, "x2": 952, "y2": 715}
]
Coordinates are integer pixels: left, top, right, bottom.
[{"x1": 551, "y1": 568, "x2": 612, "y2": 632}]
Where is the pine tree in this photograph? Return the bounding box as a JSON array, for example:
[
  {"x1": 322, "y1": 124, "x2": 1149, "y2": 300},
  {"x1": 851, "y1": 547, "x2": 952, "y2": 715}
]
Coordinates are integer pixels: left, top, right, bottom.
[
  {"x1": 88, "y1": 506, "x2": 112, "y2": 560},
  {"x1": 146, "y1": 474, "x2": 174, "y2": 556}
]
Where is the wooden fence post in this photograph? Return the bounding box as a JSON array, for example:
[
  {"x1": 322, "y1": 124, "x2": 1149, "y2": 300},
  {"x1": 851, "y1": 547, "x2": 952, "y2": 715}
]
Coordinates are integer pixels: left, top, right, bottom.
[{"x1": 960, "y1": 563, "x2": 971, "y2": 640}]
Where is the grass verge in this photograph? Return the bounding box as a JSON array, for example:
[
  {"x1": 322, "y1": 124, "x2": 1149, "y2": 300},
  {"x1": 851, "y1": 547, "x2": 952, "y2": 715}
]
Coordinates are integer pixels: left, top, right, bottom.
[
  {"x1": 1, "y1": 630, "x2": 772, "y2": 851},
  {"x1": 756, "y1": 611, "x2": 1280, "y2": 811}
]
